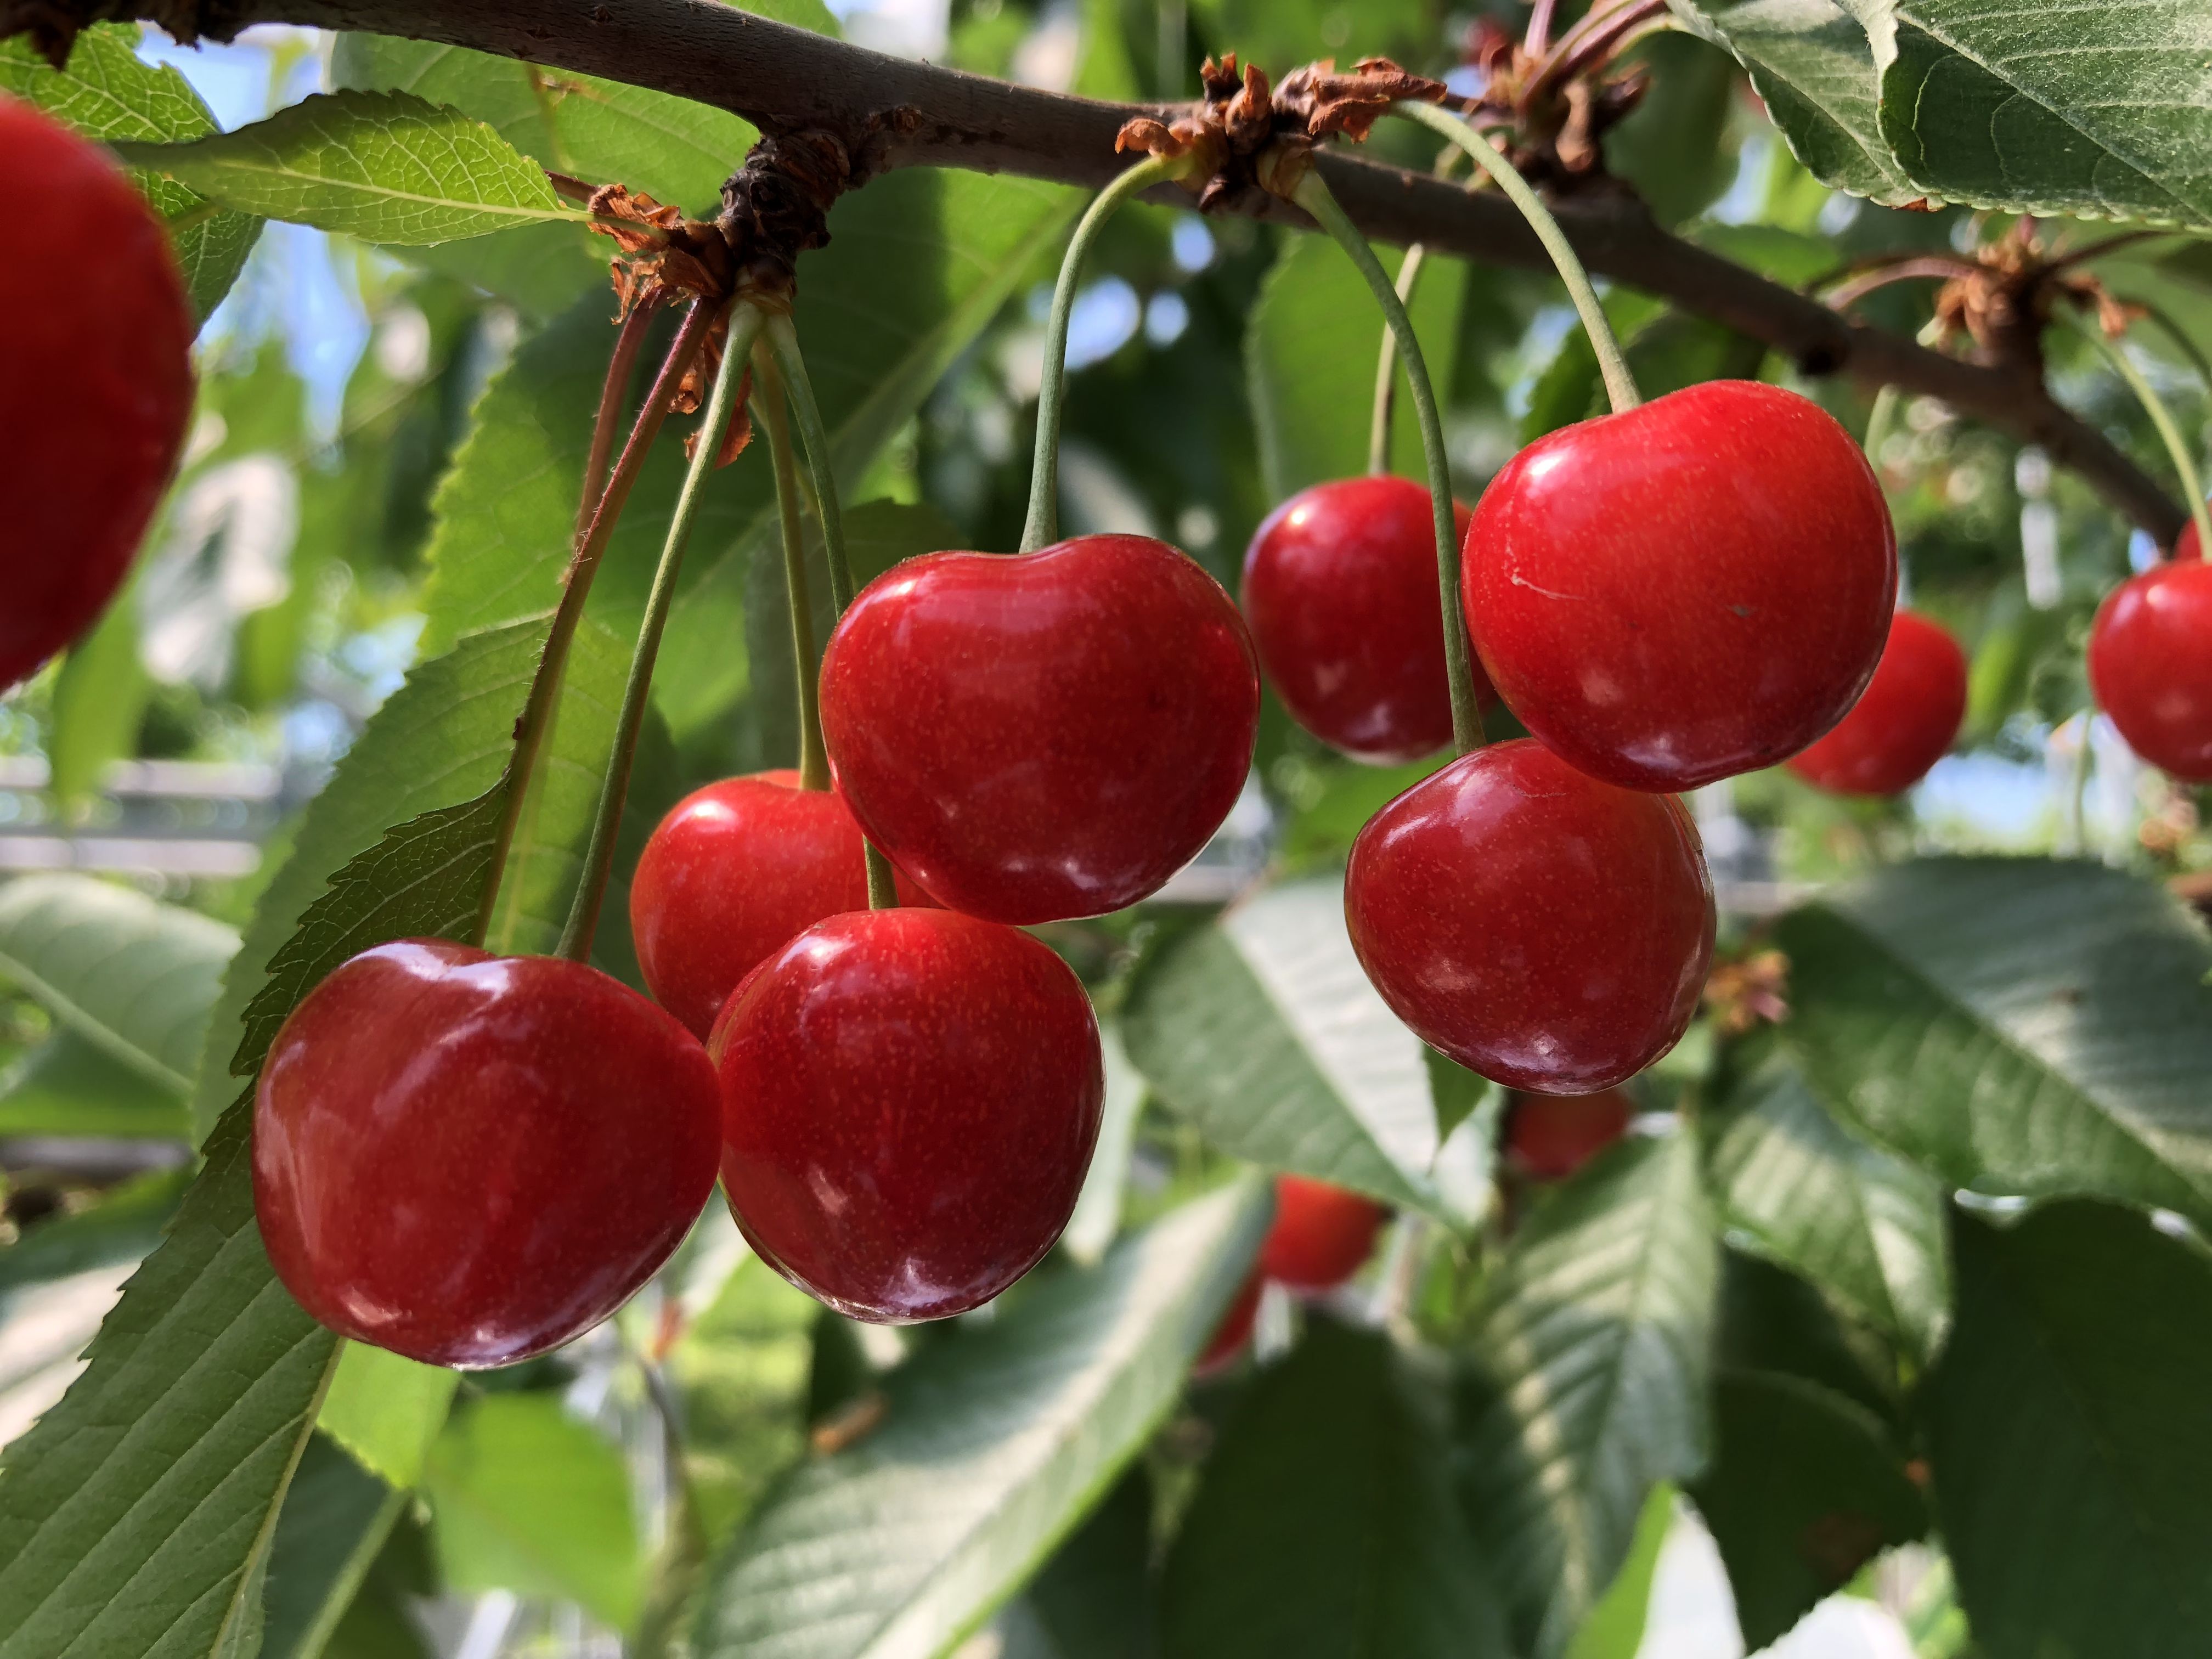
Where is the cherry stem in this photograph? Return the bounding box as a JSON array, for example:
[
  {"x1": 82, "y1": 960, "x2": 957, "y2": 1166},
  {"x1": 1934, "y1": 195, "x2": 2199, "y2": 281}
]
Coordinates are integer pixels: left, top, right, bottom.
[
  {"x1": 478, "y1": 298, "x2": 715, "y2": 944},
  {"x1": 752, "y1": 341, "x2": 831, "y2": 791},
  {"x1": 1293, "y1": 168, "x2": 1486, "y2": 754},
  {"x1": 1367, "y1": 244, "x2": 1428, "y2": 476},
  {"x1": 761, "y1": 307, "x2": 900, "y2": 909},
  {"x1": 2071, "y1": 312, "x2": 2212, "y2": 558},
  {"x1": 578, "y1": 295, "x2": 662, "y2": 541},
  {"x1": 557, "y1": 300, "x2": 763, "y2": 964},
  {"x1": 1368, "y1": 149, "x2": 1469, "y2": 476},
  {"x1": 1391, "y1": 98, "x2": 1641, "y2": 415},
  {"x1": 1022, "y1": 153, "x2": 1181, "y2": 554}
]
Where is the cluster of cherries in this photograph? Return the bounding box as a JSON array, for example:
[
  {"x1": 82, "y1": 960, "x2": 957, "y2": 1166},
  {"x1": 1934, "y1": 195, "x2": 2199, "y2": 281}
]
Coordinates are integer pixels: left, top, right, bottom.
[{"x1": 11, "y1": 88, "x2": 2212, "y2": 1375}]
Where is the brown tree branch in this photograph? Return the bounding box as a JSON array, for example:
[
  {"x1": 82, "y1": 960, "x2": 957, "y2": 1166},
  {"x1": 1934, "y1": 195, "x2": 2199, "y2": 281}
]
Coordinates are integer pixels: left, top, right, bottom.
[{"x1": 11, "y1": 0, "x2": 2183, "y2": 540}]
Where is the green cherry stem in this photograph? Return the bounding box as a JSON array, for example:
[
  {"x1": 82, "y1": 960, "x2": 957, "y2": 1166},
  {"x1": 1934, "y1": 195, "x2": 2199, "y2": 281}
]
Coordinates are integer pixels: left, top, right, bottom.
[
  {"x1": 761, "y1": 306, "x2": 900, "y2": 910},
  {"x1": 1367, "y1": 244, "x2": 1427, "y2": 476},
  {"x1": 478, "y1": 296, "x2": 714, "y2": 944},
  {"x1": 557, "y1": 299, "x2": 763, "y2": 963},
  {"x1": 1292, "y1": 168, "x2": 1485, "y2": 754},
  {"x1": 2070, "y1": 312, "x2": 2212, "y2": 557},
  {"x1": 1390, "y1": 98, "x2": 1641, "y2": 415},
  {"x1": 751, "y1": 339, "x2": 831, "y2": 791},
  {"x1": 1022, "y1": 153, "x2": 1181, "y2": 553}
]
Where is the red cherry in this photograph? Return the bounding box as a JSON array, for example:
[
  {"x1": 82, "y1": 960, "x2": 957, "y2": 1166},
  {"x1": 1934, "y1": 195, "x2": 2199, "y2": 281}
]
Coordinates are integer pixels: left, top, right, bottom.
[
  {"x1": 1257, "y1": 1175, "x2": 1389, "y2": 1290},
  {"x1": 1242, "y1": 476, "x2": 1494, "y2": 763},
  {"x1": 1463, "y1": 381, "x2": 1896, "y2": 792},
  {"x1": 712, "y1": 907, "x2": 1104, "y2": 1321},
  {"x1": 1504, "y1": 1087, "x2": 1634, "y2": 1181},
  {"x1": 2089, "y1": 557, "x2": 2212, "y2": 782},
  {"x1": 1345, "y1": 738, "x2": 1714, "y2": 1093},
  {"x1": 1194, "y1": 1268, "x2": 1262, "y2": 1375},
  {"x1": 629, "y1": 770, "x2": 932, "y2": 1040},
  {"x1": 1786, "y1": 611, "x2": 1968, "y2": 796},
  {"x1": 819, "y1": 534, "x2": 1260, "y2": 924},
  {"x1": 1, "y1": 97, "x2": 194, "y2": 689},
  {"x1": 2179, "y1": 518, "x2": 2203, "y2": 561},
  {"x1": 253, "y1": 940, "x2": 720, "y2": 1368}
]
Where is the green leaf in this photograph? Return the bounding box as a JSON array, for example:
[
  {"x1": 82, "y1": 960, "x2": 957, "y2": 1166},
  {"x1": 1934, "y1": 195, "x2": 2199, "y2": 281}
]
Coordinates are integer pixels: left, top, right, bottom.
[
  {"x1": 692, "y1": 1180, "x2": 1271, "y2": 1659},
  {"x1": 192, "y1": 617, "x2": 545, "y2": 1137},
  {"x1": 0, "y1": 1107, "x2": 340, "y2": 1659},
  {"x1": 425, "y1": 1393, "x2": 641, "y2": 1630},
  {"x1": 1122, "y1": 874, "x2": 1488, "y2": 1222},
  {"x1": 1714, "y1": 1249, "x2": 1901, "y2": 1432},
  {"x1": 1562, "y1": 1484, "x2": 1674, "y2": 1659},
  {"x1": 1667, "y1": 0, "x2": 1921, "y2": 204},
  {"x1": 0, "y1": 1167, "x2": 188, "y2": 1301},
  {"x1": 1017, "y1": 1466, "x2": 1155, "y2": 1659},
  {"x1": 1877, "y1": 0, "x2": 2212, "y2": 229},
  {"x1": 1706, "y1": 1030, "x2": 1949, "y2": 1358},
  {"x1": 1245, "y1": 232, "x2": 1467, "y2": 503},
  {"x1": 115, "y1": 91, "x2": 571, "y2": 245},
  {"x1": 0, "y1": 1032, "x2": 191, "y2": 1140},
  {"x1": 0, "y1": 873, "x2": 238, "y2": 1095},
  {"x1": 48, "y1": 575, "x2": 152, "y2": 806},
  {"x1": 1931, "y1": 1200, "x2": 2212, "y2": 1657},
  {"x1": 1161, "y1": 1317, "x2": 1512, "y2": 1658},
  {"x1": 1601, "y1": 32, "x2": 1743, "y2": 228},
  {"x1": 0, "y1": 24, "x2": 260, "y2": 321},
  {"x1": 1774, "y1": 856, "x2": 2212, "y2": 1232},
  {"x1": 317, "y1": 1346, "x2": 458, "y2": 1491},
  {"x1": 1689, "y1": 1373, "x2": 1926, "y2": 1650},
  {"x1": 262, "y1": 1434, "x2": 406, "y2": 1659},
  {"x1": 1458, "y1": 1130, "x2": 1719, "y2": 1659}
]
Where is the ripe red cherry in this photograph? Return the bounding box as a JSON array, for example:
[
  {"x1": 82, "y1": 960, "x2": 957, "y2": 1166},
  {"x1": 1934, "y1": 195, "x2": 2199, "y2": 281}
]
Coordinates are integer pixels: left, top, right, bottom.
[
  {"x1": 1345, "y1": 738, "x2": 1714, "y2": 1092},
  {"x1": 253, "y1": 940, "x2": 720, "y2": 1368},
  {"x1": 1258, "y1": 1175, "x2": 1389, "y2": 1290},
  {"x1": 1242, "y1": 477, "x2": 1493, "y2": 763},
  {"x1": 1463, "y1": 381, "x2": 1895, "y2": 792},
  {"x1": 1, "y1": 97, "x2": 194, "y2": 689},
  {"x1": 819, "y1": 534, "x2": 1260, "y2": 924},
  {"x1": 629, "y1": 770, "x2": 930, "y2": 1040},
  {"x1": 712, "y1": 907, "x2": 1104, "y2": 1321},
  {"x1": 2089, "y1": 557, "x2": 2212, "y2": 782},
  {"x1": 1786, "y1": 611, "x2": 1968, "y2": 796},
  {"x1": 1504, "y1": 1087, "x2": 1635, "y2": 1181},
  {"x1": 1194, "y1": 1268, "x2": 1263, "y2": 1375}
]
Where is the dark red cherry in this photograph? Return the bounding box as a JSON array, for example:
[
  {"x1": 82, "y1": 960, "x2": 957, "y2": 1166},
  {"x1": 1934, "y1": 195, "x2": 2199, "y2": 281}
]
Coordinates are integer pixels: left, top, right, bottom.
[
  {"x1": 2089, "y1": 556, "x2": 2212, "y2": 782},
  {"x1": 712, "y1": 907, "x2": 1104, "y2": 1321},
  {"x1": 2178, "y1": 517, "x2": 2203, "y2": 561},
  {"x1": 1463, "y1": 381, "x2": 1896, "y2": 792},
  {"x1": 1194, "y1": 1268, "x2": 1263, "y2": 1375},
  {"x1": 253, "y1": 940, "x2": 720, "y2": 1368},
  {"x1": 1345, "y1": 738, "x2": 1715, "y2": 1093},
  {"x1": 629, "y1": 770, "x2": 930, "y2": 1040},
  {"x1": 1242, "y1": 476, "x2": 1493, "y2": 763},
  {"x1": 819, "y1": 534, "x2": 1260, "y2": 924},
  {"x1": 1787, "y1": 610, "x2": 1968, "y2": 796},
  {"x1": 1258, "y1": 1175, "x2": 1389, "y2": 1290},
  {"x1": 1504, "y1": 1087, "x2": 1634, "y2": 1181},
  {"x1": 1, "y1": 97, "x2": 194, "y2": 689}
]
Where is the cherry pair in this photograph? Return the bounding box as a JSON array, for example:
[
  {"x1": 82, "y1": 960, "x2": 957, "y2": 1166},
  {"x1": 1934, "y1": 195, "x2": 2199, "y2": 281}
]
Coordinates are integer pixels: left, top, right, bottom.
[
  {"x1": 1, "y1": 98, "x2": 194, "y2": 690},
  {"x1": 1198, "y1": 1176, "x2": 1389, "y2": 1372}
]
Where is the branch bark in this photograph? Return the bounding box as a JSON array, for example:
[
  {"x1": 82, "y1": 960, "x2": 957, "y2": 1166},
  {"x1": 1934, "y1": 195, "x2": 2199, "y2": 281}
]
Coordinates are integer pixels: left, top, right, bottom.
[{"x1": 16, "y1": 0, "x2": 2182, "y2": 540}]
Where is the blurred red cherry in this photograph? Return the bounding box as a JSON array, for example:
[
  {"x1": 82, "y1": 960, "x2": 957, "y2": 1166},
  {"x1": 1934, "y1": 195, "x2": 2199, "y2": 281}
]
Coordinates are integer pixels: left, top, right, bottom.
[
  {"x1": 2089, "y1": 556, "x2": 2212, "y2": 782},
  {"x1": 254, "y1": 940, "x2": 720, "y2": 1368},
  {"x1": 1242, "y1": 476, "x2": 1493, "y2": 763},
  {"x1": 1463, "y1": 381, "x2": 1895, "y2": 792},
  {"x1": 1787, "y1": 611, "x2": 1968, "y2": 796},
  {"x1": 2, "y1": 96, "x2": 194, "y2": 689},
  {"x1": 819, "y1": 534, "x2": 1259, "y2": 924},
  {"x1": 1346, "y1": 738, "x2": 1715, "y2": 1093},
  {"x1": 1504, "y1": 1087, "x2": 1635, "y2": 1181},
  {"x1": 629, "y1": 770, "x2": 929, "y2": 1040},
  {"x1": 1259, "y1": 1175, "x2": 1389, "y2": 1290},
  {"x1": 712, "y1": 907, "x2": 1104, "y2": 1321},
  {"x1": 1194, "y1": 1268, "x2": 1263, "y2": 1376}
]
